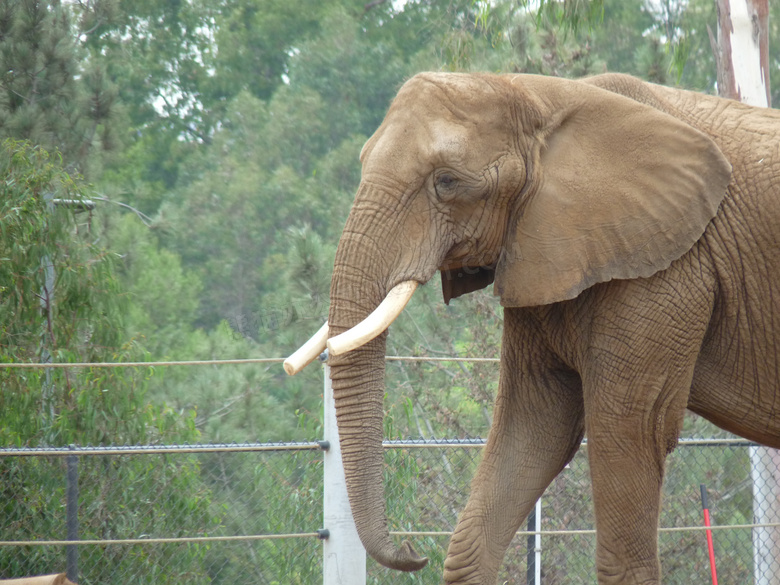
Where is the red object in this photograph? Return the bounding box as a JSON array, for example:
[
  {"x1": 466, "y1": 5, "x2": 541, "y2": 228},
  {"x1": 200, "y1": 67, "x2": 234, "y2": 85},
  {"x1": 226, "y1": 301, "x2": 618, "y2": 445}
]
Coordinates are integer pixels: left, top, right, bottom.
[{"x1": 701, "y1": 484, "x2": 719, "y2": 585}]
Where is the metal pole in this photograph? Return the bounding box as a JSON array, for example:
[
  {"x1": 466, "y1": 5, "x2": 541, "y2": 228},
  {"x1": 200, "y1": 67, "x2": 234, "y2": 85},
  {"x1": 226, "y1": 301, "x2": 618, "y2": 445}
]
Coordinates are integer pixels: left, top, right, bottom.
[
  {"x1": 322, "y1": 355, "x2": 366, "y2": 584},
  {"x1": 534, "y1": 498, "x2": 541, "y2": 584},
  {"x1": 526, "y1": 506, "x2": 535, "y2": 585},
  {"x1": 527, "y1": 499, "x2": 541, "y2": 585},
  {"x1": 39, "y1": 197, "x2": 96, "y2": 443},
  {"x1": 66, "y1": 445, "x2": 79, "y2": 583},
  {"x1": 750, "y1": 446, "x2": 780, "y2": 585},
  {"x1": 40, "y1": 195, "x2": 56, "y2": 443}
]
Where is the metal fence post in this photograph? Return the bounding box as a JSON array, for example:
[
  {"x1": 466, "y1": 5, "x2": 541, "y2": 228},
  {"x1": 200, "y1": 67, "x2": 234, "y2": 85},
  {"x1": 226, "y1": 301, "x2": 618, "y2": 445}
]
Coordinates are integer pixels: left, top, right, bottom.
[
  {"x1": 750, "y1": 445, "x2": 780, "y2": 585},
  {"x1": 66, "y1": 445, "x2": 79, "y2": 583},
  {"x1": 526, "y1": 499, "x2": 541, "y2": 585},
  {"x1": 322, "y1": 358, "x2": 366, "y2": 584}
]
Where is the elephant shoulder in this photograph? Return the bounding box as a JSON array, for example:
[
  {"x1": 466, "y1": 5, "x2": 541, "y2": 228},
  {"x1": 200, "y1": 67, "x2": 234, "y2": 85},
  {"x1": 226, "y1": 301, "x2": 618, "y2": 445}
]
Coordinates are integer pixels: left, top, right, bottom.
[{"x1": 580, "y1": 73, "x2": 663, "y2": 108}]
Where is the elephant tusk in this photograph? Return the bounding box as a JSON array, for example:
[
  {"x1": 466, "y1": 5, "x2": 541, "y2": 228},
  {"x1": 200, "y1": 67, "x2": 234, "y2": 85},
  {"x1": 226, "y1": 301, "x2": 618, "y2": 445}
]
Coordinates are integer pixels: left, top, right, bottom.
[
  {"x1": 283, "y1": 321, "x2": 329, "y2": 376},
  {"x1": 327, "y1": 281, "x2": 418, "y2": 356}
]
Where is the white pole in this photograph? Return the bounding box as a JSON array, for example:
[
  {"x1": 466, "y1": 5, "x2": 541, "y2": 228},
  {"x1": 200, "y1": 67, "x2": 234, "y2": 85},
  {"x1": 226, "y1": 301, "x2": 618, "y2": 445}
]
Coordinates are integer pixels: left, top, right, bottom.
[
  {"x1": 323, "y1": 360, "x2": 367, "y2": 585},
  {"x1": 534, "y1": 498, "x2": 541, "y2": 584},
  {"x1": 750, "y1": 446, "x2": 780, "y2": 585}
]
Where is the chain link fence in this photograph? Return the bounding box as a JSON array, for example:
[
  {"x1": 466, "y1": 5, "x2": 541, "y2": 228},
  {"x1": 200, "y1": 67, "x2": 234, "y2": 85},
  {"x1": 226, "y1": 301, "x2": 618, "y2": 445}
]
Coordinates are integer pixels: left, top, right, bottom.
[{"x1": 2, "y1": 434, "x2": 779, "y2": 584}]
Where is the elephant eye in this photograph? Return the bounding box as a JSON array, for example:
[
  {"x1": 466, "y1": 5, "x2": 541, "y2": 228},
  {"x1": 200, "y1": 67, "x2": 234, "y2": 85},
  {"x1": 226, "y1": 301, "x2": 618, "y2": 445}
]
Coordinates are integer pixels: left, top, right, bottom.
[{"x1": 434, "y1": 173, "x2": 459, "y2": 198}]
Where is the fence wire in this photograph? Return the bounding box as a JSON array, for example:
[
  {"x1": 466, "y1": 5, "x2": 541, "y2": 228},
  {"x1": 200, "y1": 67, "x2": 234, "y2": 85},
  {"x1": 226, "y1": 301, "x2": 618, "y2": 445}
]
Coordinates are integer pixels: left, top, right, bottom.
[{"x1": 1, "y1": 438, "x2": 778, "y2": 584}]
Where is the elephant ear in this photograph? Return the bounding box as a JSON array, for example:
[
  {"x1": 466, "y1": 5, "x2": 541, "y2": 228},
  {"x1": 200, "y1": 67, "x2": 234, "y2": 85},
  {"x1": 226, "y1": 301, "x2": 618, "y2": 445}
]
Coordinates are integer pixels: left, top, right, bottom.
[{"x1": 494, "y1": 78, "x2": 732, "y2": 308}]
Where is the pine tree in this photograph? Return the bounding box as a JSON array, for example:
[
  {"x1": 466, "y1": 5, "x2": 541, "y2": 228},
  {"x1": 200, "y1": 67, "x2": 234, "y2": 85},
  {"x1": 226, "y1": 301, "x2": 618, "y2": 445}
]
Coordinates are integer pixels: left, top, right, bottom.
[{"x1": 0, "y1": 0, "x2": 117, "y2": 174}]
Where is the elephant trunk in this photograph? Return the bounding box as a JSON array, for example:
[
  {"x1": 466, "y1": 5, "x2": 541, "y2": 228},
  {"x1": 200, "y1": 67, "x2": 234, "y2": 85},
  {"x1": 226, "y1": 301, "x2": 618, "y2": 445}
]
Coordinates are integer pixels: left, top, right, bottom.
[{"x1": 326, "y1": 204, "x2": 428, "y2": 572}]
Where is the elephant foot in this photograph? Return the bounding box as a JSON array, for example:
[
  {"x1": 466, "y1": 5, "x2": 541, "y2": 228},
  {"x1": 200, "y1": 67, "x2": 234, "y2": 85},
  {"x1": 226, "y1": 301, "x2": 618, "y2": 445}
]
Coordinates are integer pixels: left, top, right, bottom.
[
  {"x1": 442, "y1": 560, "x2": 495, "y2": 585},
  {"x1": 598, "y1": 577, "x2": 659, "y2": 585},
  {"x1": 442, "y1": 515, "x2": 501, "y2": 585},
  {"x1": 596, "y1": 550, "x2": 660, "y2": 585}
]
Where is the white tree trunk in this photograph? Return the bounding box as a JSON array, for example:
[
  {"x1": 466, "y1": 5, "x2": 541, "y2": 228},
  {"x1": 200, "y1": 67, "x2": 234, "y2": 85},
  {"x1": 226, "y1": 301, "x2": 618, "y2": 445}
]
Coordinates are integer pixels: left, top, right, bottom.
[
  {"x1": 715, "y1": 3, "x2": 774, "y2": 582},
  {"x1": 714, "y1": 0, "x2": 770, "y2": 107}
]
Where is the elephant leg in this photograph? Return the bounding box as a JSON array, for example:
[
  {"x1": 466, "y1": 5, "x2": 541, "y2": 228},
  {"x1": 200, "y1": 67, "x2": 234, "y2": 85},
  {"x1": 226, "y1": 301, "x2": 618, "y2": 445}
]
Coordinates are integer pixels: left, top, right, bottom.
[
  {"x1": 585, "y1": 379, "x2": 689, "y2": 584},
  {"x1": 443, "y1": 308, "x2": 585, "y2": 585},
  {"x1": 583, "y1": 286, "x2": 709, "y2": 584}
]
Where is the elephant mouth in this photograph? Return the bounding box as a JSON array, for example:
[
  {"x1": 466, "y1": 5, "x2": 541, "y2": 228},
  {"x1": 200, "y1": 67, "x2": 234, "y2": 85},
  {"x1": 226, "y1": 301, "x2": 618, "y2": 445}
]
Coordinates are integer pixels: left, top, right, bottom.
[{"x1": 283, "y1": 280, "x2": 419, "y2": 375}]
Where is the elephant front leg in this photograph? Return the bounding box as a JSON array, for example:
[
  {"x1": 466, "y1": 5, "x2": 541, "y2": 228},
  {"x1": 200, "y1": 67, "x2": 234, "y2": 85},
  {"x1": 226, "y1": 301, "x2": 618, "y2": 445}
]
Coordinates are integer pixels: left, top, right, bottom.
[
  {"x1": 443, "y1": 311, "x2": 585, "y2": 584},
  {"x1": 584, "y1": 332, "x2": 700, "y2": 583}
]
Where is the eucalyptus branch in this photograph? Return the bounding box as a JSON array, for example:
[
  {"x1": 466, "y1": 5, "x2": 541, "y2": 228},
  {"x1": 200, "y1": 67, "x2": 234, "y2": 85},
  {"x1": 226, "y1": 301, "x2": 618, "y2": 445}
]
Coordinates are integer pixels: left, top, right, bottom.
[
  {"x1": 92, "y1": 196, "x2": 153, "y2": 227},
  {"x1": 185, "y1": 122, "x2": 212, "y2": 145},
  {"x1": 363, "y1": 0, "x2": 390, "y2": 13},
  {"x1": 80, "y1": 15, "x2": 107, "y2": 38}
]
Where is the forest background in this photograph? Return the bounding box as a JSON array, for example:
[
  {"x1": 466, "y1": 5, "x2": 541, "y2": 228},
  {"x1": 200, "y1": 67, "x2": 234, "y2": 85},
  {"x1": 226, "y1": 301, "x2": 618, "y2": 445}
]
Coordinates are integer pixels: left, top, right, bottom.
[
  {"x1": 1, "y1": 0, "x2": 779, "y2": 582},
  {"x1": 2, "y1": 0, "x2": 780, "y2": 456}
]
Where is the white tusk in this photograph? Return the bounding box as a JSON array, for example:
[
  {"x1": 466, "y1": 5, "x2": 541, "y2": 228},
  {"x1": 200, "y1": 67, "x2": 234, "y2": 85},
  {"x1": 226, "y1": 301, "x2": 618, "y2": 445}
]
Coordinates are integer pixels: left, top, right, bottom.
[
  {"x1": 327, "y1": 281, "x2": 418, "y2": 356},
  {"x1": 283, "y1": 321, "x2": 329, "y2": 376}
]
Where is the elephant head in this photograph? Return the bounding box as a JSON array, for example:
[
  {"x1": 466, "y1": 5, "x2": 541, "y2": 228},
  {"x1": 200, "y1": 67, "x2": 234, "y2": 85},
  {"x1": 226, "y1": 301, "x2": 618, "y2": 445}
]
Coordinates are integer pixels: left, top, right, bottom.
[{"x1": 286, "y1": 72, "x2": 730, "y2": 572}]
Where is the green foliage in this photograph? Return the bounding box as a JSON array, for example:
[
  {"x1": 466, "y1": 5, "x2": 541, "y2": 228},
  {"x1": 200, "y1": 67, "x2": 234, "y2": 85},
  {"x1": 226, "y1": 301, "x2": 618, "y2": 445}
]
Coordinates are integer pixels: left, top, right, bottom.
[
  {"x1": 0, "y1": 139, "x2": 208, "y2": 582},
  {"x1": 0, "y1": 138, "x2": 198, "y2": 445},
  {"x1": 210, "y1": 0, "x2": 325, "y2": 101},
  {"x1": 198, "y1": 449, "x2": 323, "y2": 584},
  {"x1": 534, "y1": 0, "x2": 605, "y2": 33},
  {"x1": 0, "y1": 139, "x2": 120, "y2": 369},
  {"x1": 0, "y1": 1, "x2": 119, "y2": 175},
  {"x1": 1, "y1": 452, "x2": 214, "y2": 585}
]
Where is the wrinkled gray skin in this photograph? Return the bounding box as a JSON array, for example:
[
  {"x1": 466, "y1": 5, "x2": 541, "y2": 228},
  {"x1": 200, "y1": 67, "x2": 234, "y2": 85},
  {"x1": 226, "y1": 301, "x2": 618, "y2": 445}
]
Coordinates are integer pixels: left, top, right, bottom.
[{"x1": 326, "y1": 72, "x2": 780, "y2": 584}]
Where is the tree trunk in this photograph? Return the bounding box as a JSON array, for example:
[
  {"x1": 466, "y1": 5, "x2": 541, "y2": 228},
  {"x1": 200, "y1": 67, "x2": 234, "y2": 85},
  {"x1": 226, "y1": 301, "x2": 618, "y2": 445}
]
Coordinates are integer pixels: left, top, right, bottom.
[{"x1": 714, "y1": 0, "x2": 770, "y2": 107}]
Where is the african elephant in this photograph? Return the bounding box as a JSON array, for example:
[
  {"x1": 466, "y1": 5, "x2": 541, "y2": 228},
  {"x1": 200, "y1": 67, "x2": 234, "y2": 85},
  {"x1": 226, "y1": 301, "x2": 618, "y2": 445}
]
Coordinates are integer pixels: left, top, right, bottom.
[{"x1": 285, "y1": 71, "x2": 780, "y2": 584}]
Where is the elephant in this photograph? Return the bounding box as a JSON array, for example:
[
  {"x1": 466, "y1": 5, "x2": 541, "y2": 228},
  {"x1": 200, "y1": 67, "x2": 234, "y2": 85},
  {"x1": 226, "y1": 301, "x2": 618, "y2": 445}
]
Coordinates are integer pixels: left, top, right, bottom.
[{"x1": 285, "y1": 71, "x2": 780, "y2": 584}]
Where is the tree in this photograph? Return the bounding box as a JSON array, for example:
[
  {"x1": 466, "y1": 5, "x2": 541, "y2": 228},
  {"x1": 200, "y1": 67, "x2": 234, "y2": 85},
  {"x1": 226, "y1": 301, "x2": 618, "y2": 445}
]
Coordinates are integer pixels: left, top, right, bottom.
[
  {"x1": 0, "y1": 139, "x2": 213, "y2": 581},
  {"x1": 0, "y1": 0, "x2": 119, "y2": 175}
]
